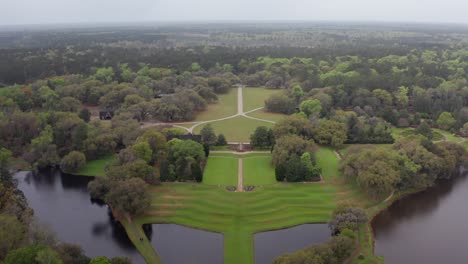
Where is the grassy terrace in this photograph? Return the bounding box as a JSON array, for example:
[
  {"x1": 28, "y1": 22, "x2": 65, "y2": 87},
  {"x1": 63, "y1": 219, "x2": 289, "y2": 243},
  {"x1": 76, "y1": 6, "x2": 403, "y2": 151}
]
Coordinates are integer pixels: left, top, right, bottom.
[
  {"x1": 202, "y1": 155, "x2": 238, "y2": 186},
  {"x1": 124, "y1": 147, "x2": 374, "y2": 264},
  {"x1": 243, "y1": 155, "x2": 276, "y2": 186}
]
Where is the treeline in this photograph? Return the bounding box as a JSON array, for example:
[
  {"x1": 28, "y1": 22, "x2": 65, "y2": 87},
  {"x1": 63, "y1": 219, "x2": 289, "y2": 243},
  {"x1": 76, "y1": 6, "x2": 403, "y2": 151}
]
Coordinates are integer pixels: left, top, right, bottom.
[{"x1": 342, "y1": 137, "x2": 468, "y2": 198}]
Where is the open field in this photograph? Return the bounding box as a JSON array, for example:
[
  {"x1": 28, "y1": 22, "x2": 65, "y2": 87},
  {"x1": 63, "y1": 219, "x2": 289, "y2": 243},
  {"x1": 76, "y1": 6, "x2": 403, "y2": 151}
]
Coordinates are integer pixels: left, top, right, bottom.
[
  {"x1": 202, "y1": 155, "x2": 238, "y2": 186},
  {"x1": 74, "y1": 155, "x2": 116, "y2": 177},
  {"x1": 128, "y1": 147, "x2": 375, "y2": 264},
  {"x1": 193, "y1": 88, "x2": 238, "y2": 122},
  {"x1": 243, "y1": 87, "x2": 281, "y2": 112},
  {"x1": 242, "y1": 155, "x2": 276, "y2": 186},
  {"x1": 194, "y1": 116, "x2": 274, "y2": 142},
  {"x1": 245, "y1": 109, "x2": 287, "y2": 122},
  {"x1": 391, "y1": 127, "x2": 461, "y2": 142}
]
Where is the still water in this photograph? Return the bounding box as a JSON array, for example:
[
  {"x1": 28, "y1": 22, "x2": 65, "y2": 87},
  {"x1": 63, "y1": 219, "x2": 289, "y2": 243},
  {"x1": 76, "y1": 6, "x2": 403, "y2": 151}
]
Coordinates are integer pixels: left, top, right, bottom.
[
  {"x1": 254, "y1": 224, "x2": 330, "y2": 264},
  {"x1": 373, "y1": 173, "x2": 468, "y2": 264}
]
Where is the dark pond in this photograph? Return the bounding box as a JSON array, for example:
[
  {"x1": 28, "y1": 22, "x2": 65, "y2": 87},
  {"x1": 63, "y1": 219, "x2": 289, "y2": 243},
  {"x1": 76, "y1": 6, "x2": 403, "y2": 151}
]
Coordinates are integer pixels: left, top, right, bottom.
[
  {"x1": 254, "y1": 224, "x2": 330, "y2": 264},
  {"x1": 372, "y1": 172, "x2": 468, "y2": 264},
  {"x1": 150, "y1": 224, "x2": 223, "y2": 264},
  {"x1": 15, "y1": 170, "x2": 146, "y2": 264}
]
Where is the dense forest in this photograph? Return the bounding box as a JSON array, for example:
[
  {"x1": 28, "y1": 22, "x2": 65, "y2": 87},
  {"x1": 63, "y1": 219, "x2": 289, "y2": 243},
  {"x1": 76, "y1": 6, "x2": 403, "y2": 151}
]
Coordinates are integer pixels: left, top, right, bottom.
[{"x1": 1, "y1": 23, "x2": 468, "y2": 264}]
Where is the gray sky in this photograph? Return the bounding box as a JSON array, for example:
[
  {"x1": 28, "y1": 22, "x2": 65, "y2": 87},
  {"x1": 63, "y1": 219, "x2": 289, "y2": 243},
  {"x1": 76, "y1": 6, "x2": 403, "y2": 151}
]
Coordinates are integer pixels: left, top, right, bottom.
[{"x1": 1, "y1": 0, "x2": 468, "y2": 25}]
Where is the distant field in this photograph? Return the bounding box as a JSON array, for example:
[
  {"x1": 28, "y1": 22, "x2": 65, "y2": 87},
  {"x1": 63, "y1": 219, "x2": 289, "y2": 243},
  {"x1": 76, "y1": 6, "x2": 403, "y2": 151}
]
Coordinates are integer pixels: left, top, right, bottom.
[
  {"x1": 243, "y1": 87, "x2": 281, "y2": 112},
  {"x1": 242, "y1": 156, "x2": 276, "y2": 186},
  {"x1": 194, "y1": 116, "x2": 274, "y2": 142},
  {"x1": 194, "y1": 88, "x2": 238, "y2": 121},
  {"x1": 203, "y1": 155, "x2": 238, "y2": 186},
  {"x1": 74, "y1": 155, "x2": 116, "y2": 177},
  {"x1": 245, "y1": 109, "x2": 287, "y2": 123}
]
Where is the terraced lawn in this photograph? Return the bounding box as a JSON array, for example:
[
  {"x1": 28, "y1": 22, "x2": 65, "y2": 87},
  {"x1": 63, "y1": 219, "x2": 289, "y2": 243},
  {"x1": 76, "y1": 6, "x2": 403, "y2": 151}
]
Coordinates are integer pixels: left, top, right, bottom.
[
  {"x1": 243, "y1": 87, "x2": 281, "y2": 112},
  {"x1": 193, "y1": 116, "x2": 274, "y2": 142},
  {"x1": 242, "y1": 155, "x2": 276, "y2": 186},
  {"x1": 74, "y1": 155, "x2": 116, "y2": 177},
  {"x1": 127, "y1": 147, "x2": 374, "y2": 264},
  {"x1": 193, "y1": 88, "x2": 238, "y2": 121},
  {"x1": 203, "y1": 155, "x2": 238, "y2": 186}
]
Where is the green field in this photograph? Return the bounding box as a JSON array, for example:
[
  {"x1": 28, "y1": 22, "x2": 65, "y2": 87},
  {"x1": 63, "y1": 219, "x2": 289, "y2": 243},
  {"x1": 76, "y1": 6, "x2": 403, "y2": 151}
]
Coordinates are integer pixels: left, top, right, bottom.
[
  {"x1": 203, "y1": 155, "x2": 238, "y2": 186},
  {"x1": 391, "y1": 127, "x2": 459, "y2": 142},
  {"x1": 74, "y1": 155, "x2": 116, "y2": 177},
  {"x1": 245, "y1": 109, "x2": 287, "y2": 122},
  {"x1": 126, "y1": 147, "x2": 374, "y2": 264},
  {"x1": 243, "y1": 87, "x2": 281, "y2": 112},
  {"x1": 242, "y1": 155, "x2": 276, "y2": 186},
  {"x1": 194, "y1": 116, "x2": 274, "y2": 142},
  {"x1": 193, "y1": 88, "x2": 238, "y2": 121}
]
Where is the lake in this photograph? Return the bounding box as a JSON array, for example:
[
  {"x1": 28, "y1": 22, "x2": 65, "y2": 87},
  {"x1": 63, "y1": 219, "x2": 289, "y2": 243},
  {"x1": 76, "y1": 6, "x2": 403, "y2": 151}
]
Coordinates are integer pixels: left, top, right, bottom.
[{"x1": 373, "y1": 172, "x2": 468, "y2": 264}]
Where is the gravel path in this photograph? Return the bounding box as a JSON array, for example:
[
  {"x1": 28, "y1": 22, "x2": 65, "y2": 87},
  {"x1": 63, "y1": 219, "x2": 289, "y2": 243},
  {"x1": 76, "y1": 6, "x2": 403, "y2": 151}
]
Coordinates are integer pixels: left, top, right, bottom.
[{"x1": 237, "y1": 159, "x2": 244, "y2": 192}]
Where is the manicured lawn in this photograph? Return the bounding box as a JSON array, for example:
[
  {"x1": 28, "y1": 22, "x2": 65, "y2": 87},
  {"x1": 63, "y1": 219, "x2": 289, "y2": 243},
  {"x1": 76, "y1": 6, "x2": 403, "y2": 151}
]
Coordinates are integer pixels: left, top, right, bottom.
[
  {"x1": 245, "y1": 109, "x2": 287, "y2": 122},
  {"x1": 194, "y1": 88, "x2": 238, "y2": 121},
  {"x1": 128, "y1": 147, "x2": 375, "y2": 264},
  {"x1": 203, "y1": 155, "x2": 238, "y2": 186},
  {"x1": 74, "y1": 155, "x2": 116, "y2": 177},
  {"x1": 243, "y1": 87, "x2": 281, "y2": 112},
  {"x1": 194, "y1": 116, "x2": 274, "y2": 142},
  {"x1": 242, "y1": 155, "x2": 276, "y2": 186}
]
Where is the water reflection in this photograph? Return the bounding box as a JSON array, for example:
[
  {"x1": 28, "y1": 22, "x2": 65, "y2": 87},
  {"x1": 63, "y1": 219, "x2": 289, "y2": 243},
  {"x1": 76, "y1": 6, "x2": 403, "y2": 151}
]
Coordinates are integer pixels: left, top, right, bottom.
[
  {"x1": 15, "y1": 170, "x2": 145, "y2": 264},
  {"x1": 148, "y1": 224, "x2": 223, "y2": 264},
  {"x1": 254, "y1": 224, "x2": 330, "y2": 264},
  {"x1": 373, "y1": 173, "x2": 468, "y2": 264}
]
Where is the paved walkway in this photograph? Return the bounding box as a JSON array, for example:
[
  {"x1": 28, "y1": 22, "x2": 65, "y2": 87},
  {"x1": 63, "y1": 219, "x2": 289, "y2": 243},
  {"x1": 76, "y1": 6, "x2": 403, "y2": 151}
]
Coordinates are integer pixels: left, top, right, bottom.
[
  {"x1": 141, "y1": 85, "x2": 277, "y2": 137},
  {"x1": 237, "y1": 158, "x2": 244, "y2": 192}
]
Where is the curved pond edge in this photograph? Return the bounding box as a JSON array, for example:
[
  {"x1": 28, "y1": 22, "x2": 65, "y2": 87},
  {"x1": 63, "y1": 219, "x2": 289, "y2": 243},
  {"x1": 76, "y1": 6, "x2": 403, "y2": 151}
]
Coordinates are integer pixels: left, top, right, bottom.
[{"x1": 356, "y1": 179, "x2": 461, "y2": 263}]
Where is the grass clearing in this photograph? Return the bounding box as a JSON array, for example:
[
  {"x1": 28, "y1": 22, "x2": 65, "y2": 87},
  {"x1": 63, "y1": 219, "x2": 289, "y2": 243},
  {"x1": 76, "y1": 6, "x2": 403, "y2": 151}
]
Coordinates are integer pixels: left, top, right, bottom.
[
  {"x1": 74, "y1": 155, "x2": 116, "y2": 177},
  {"x1": 194, "y1": 116, "x2": 274, "y2": 142},
  {"x1": 245, "y1": 109, "x2": 287, "y2": 122},
  {"x1": 203, "y1": 156, "x2": 238, "y2": 186},
  {"x1": 243, "y1": 87, "x2": 281, "y2": 112},
  {"x1": 194, "y1": 88, "x2": 238, "y2": 122},
  {"x1": 242, "y1": 156, "x2": 276, "y2": 186}
]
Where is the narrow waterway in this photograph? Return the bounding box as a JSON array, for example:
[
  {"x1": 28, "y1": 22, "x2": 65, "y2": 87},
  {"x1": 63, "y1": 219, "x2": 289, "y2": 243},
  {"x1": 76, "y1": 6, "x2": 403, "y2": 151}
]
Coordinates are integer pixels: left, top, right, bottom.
[{"x1": 373, "y1": 172, "x2": 468, "y2": 264}]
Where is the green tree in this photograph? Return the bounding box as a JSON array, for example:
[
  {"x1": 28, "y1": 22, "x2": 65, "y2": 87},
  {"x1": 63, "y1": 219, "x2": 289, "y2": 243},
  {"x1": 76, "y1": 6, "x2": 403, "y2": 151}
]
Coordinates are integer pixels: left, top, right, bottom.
[
  {"x1": 216, "y1": 134, "x2": 227, "y2": 146},
  {"x1": 0, "y1": 148, "x2": 12, "y2": 185},
  {"x1": 200, "y1": 124, "x2": 217, "y2": 146},
  {"x1": 93, "y1": 67, "x2": 115, "y2": 83},
  {"x1": 415, "y1": 121, "x2": 433, "y2": 139},
  {"x1": 272, "y1": 135, "x2": 315, "y2": 166},
  {"x1": 35, "y1": 248, "x2": 63, "y2": 264},
  {"x1": 250, "y1": 126, "x2": 274, "y2": 149},
  {"x1": 89, "y1": 256, "x2": 111, "y2": 264},
  {"x1": 313, "y1": 120, "x2": 348, "y2": 147},
  {"x1": 291, "y1": 84, "x2": 304, "y2": 102},
  {"x1": 4, "y1": 244, "x2": 46, "y2": 264},
  {"x1": 60, "y1": 151, "x2": 86, "y2": 174},
  {"x1": 0, "y1": 214, "x2": 27, "y2": 259},
  {"x1": 105, "y1": 178, "x2": 151, "y2": 217},
  {"x1": 437, "y1": 112, "x2": 456, "y2": 130},
  {"x1": 299, "y1": 99, "x2": 322, "y2": 117},
  {"x1": 130, "y1": 142, "x2": 152, "y2": 163}
]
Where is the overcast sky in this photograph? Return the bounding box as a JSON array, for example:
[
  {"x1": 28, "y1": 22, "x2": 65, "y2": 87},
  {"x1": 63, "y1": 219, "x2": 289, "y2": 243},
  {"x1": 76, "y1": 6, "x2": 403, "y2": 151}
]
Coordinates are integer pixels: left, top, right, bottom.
[{"x1": 1, "y1": 0, "x2": 468, "y2": 25}]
